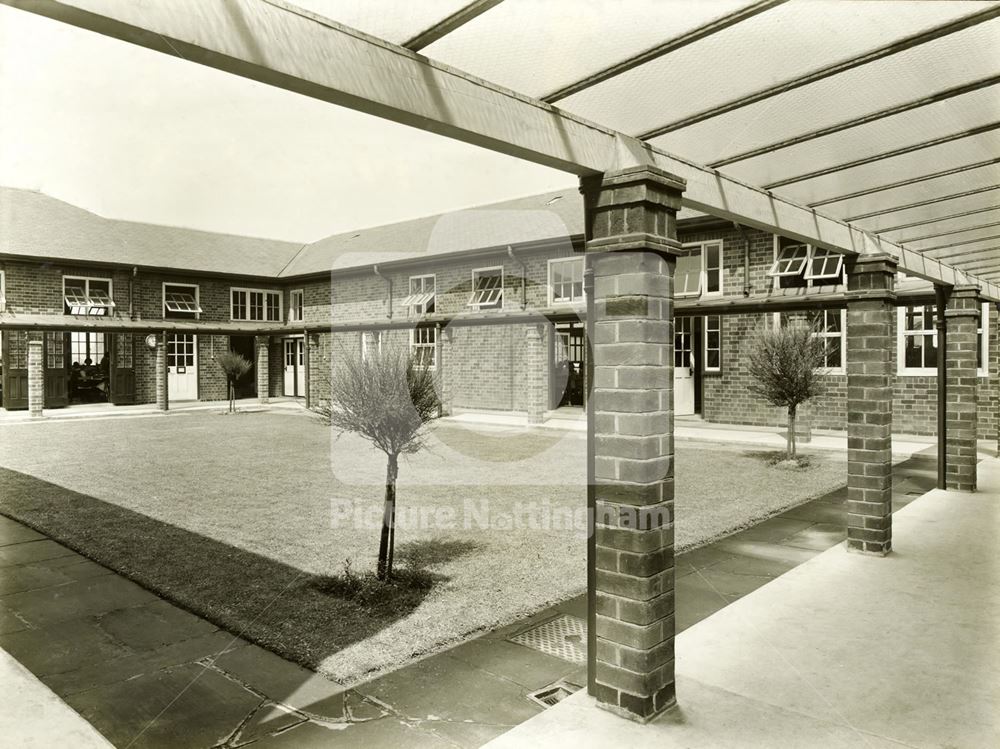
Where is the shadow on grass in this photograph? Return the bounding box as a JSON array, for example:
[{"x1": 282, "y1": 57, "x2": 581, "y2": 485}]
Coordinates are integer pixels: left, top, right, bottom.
[{"x1": 0, "y1": 467, "x2": 435, "y2": 678}]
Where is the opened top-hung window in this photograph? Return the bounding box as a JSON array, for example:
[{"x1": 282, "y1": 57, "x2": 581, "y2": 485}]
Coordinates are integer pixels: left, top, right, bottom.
[
  {"x1": 403, "y1": 275, "x2": 435, "y2": 315},
  {"x1": 468, "y1": 268, "x2": 503, "y2": 310},
  {"x1": 164, "y1": 284, "x2": 201, "y2": 318},
  {"x1": 64, "y1": 277, "x2": 115, "y2": 316}
]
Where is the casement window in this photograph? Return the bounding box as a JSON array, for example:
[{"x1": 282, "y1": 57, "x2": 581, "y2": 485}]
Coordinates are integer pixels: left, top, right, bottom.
[
  {"x1": 704, "y1": 315, "x2": 722, "y2": 372},
  {"x1": 163, "y1": 283, "x2": 201, "y2": 319},
  {"x1": 402, "y1": 275, "x2": 436, "y2": 315},
  {"x1": 677, "y1": 242, "x2": 724, "y2": 297},
  {"x1": 411, "y1": 326, "x2": 436, "y2": 368},
  {"x1": 548, "y1": 257, "x2": 584, "y2": 305},
  {"x1": 0, "y1": 271, "x2": 6, "y2": 312},
  {"x1": 810, "y1": 309, "x2": 846, "y2": 373},
  {"x1": 898, "y1": 305, "x2": 938, "y2": 375},
  {"x1": 769, "y1": 237, "x2": 845, "y2": 289},
  {"x1": 45, "y1": 332, "x2": 64, "y2": 370},
  {"x1": 770, "y1": 309, "x2": 846, "y2": 373},
  {"x1": 64, "y1": 276, "x2": 115, "y2": 316},
  {"x1": 288, "y1": 290, "x2": 304, "y2": 323},
  {"x1": 468, "y1": 267, "x2": 503, "y2": 311},
  {"x1": 361, "y1": 330, "x2": 383, "y2": 361},
  {"x1": 70, "y1": 331, "x2": 105, "y2": 365},
  {"x1": 231, "y1": 288, "x2": 281, "y2": 322},
  {"x1": 897, "y1": 303, "x2": 990, "y2": 377}
]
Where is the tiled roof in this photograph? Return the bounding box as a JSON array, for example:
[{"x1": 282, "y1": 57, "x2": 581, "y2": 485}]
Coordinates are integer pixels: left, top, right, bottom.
[
  {"x1": 280, "y1": 188, "x2": 587, "y2": 277},
  {"x1": 0, "y1": 187, "x2": 302, "y2": 277}
]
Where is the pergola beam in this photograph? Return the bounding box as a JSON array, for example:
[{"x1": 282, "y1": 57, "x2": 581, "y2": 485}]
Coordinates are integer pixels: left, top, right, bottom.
[
  {"x1": 763, "y1": 122, "x2": 1000, "y2": 190},
  {"x1": 709, "y1": 74, "x2": 1000, "y2": 168},
  {"x1": 541, "y1": 0, "x2": 787, "y2": 103},
  {"x1": 4, "y1": 0, "x2": 998, "y2": 301},
  {"x1": 401, "y1": 0, "x2": 504, "y2": 52},
  {"x1": 641, "y1": 4, "x2": 1000, "y2": 141}
]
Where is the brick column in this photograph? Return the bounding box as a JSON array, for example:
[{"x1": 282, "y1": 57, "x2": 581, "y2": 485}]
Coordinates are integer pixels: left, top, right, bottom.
[
  {"x1": 845, "y1": 254, "x2": 896, "y2": 556},
  {"x1": 524, "y1": 324, "x2": 547, "y2": 424},
  {"x1": 27, "y1": 339, "x2": 44, "y2": 417},
  {"x1": 945, "y1": 285, "x2": 980, "y2": 491},
  {"x1": 439, "y1": 326, "x2": 453, "y2": 416},
  {"x1": 582, "y1": 165, "x2": 685, "y2": 723},
  {"x1": 155, "y1": 334, "x2": 168, "y2": 411},
  {"x1": 256, "y1": 336, "x2": 269, "y2": 405}
]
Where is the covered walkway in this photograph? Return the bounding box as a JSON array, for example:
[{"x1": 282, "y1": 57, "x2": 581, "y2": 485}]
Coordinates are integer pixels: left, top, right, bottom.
[{"x1": 485, "y1": 456, "x2": 1000, "y2": 748}]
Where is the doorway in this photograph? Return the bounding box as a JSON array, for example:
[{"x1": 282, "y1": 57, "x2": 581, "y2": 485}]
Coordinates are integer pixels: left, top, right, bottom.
[
  {"x1": 68, "y1": 331, "x2": 107, "y2": 405},
  {"x1": 674, "y1": 317, "x2": 696, "y2": 416},
  {"x1": 283, "y1": 337, "x2": 305, "y2": 397},
  {"x1": 551, "y1": 322, "x2": 586, "y2": 409},
  {"x1": 167, "y1": 334, "x2": 198, "y2": 401}
]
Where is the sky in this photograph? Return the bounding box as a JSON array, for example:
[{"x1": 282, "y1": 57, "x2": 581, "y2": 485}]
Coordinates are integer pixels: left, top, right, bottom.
[{"x1": 0, "y1": 3, "x2": 574, "y2": 243}]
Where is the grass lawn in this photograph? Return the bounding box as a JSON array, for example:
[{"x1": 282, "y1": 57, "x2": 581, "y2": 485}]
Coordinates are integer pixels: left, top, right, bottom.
[{"x1": 0, "y1": 410, "x2": 846, "y2": 683}]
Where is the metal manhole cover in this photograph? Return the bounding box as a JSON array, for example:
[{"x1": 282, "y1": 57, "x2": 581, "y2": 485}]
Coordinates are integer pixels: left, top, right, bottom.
[{"x1": 509, "y1": 614, "x2": 586, "y2": 663}]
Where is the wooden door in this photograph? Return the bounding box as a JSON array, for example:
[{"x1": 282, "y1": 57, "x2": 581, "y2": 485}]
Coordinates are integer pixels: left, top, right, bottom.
[
  {"x1": 43, "y1": 332, "x2": 69, "y2": 408},
  {"x1": 2, "y1": 331, "x2": 29, "y2": 410},
  {"x1": 110, "y1": 333, "x2": 136, "y2": 405}
]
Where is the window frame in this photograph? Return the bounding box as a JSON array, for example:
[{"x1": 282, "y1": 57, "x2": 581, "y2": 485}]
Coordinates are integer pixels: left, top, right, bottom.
[
  {"x1": 63, "y1": 275, "x2": 115, "y2": 316},
  {"x1": 230, "y1": 287, "x2": 282, "y2": 322},
  {"x1": 288, "y1": 289, "x2": 304, "y2": 323},
  {"x1": 162, "y1": 282, "x2": 201, "y2": 319},
  {"x1": 897, "y1": 305, "x2": 939, "y2": 376},
  {"x1": 361, "y1": 330, "x2": 383, "y2": 361},
  {"x1": 679, "y1": 241, "x2": 724, "y2": 298},
  {"x1": 0, "y1": 270, "x2": 5, "y2": 312},
  {"x1": 812, "y1": 308, "x2": 847, "y2": 375},
  {"x1": 703, "y1": 314, "x2": 722, "y2": 372},
  {"x1": 977, "y1": 302, "x2": 990, "y2": 378},
  {"x1": 403, "y1": 274, "x2": 436, "y2": 316},
  {"x1": 410, "y1": 326, "x2": 437, "y2": 369},
  {"x1": 769, "y1": 237, "x2": 847, "y2": 289},
  {"x1": 468, "y1": 266, "x2": 504, "y2": 311},
  {"x1": 548, "y1": 257, "x2": 585, "y2": 306}
]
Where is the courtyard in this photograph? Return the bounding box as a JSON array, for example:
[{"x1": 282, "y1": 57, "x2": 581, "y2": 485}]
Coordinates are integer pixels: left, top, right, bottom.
[{"x1": 0, "y1": 408, "x2": 850, "y2": 684}]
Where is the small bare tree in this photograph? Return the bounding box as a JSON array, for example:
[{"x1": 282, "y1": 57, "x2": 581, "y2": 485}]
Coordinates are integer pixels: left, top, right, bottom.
[
  {"x1": 746, "y1": 320, "x2": 827, "y2": 459},
  {"x1": 318, "y1": 346, "x2": 440, "y2": 580},
  {"x1": 216, "y1": 350, "x2": 252, "y2": 413}
]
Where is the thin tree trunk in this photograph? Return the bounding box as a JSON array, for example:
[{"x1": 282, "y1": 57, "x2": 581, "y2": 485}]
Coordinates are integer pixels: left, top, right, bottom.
[
  {"x1": 787, "y1": 405, "x2": 797, "y2": 458},
  {"x1": 377, "y1": 454, "x2": 399, "y2": 580}
]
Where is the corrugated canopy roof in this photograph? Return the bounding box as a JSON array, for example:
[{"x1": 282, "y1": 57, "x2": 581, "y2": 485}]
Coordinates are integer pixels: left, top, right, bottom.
[{"x1": 295, "y1": 0, "x2": 999, "y2": 283}]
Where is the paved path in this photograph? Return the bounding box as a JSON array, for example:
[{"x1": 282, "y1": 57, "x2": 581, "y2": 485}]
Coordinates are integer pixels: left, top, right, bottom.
[{"x1": 0, "y1": 457, "x2": 936, "y2": 748}]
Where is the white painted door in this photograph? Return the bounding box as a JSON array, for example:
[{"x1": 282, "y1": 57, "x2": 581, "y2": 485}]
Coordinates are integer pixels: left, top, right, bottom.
[
  {"x1": 167, "y1": 334, "x2": 198, "y2": 401},
  {"x1": 283, "y1": 338, "x2": 305, "y2": 397},
  {"x1": 674, "y1": 317, "x2": 695, "y2": 416}
]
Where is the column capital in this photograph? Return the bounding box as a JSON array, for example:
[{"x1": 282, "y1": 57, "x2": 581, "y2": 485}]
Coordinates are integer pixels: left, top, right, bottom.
[
  {"x1": 945, "y1": 284, "x2": 981, "y2": 319},
  {"x1": 846, "y1": 253, "x2": 896, "y2": 302},
  {"x1": 581, "y1": 168, "x2": 686, "y2": 257}
]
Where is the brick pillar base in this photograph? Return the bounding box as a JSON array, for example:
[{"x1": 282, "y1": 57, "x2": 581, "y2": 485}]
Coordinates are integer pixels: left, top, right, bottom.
[
  {"x1": 845, "y1": 254, "x2": 896, "y2": 556},
  {"x1": 27, "y1": 340, "x2": 44, "y2": 417},
  {"x1": 524, "y1": 324, "x2": 547, "y2": 424},
  {"x1": 945, "y1": 285, "x2": 980, "y2": 492},
  {"x1": 583, "y1": 165, "x2": 685, "y2": 723},
  {"x1": 256, "y1": 336, "x2": 269, "y2": 405},
  {"x1": 155, "y1": 335, "x2": 168, "y2": 411}
]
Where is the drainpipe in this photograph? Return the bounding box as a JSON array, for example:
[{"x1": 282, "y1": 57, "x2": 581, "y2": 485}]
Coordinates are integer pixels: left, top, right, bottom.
[
  {"x1": 935, "y1": 284, "x2": 948, "y2": 490},
  {"x1": 507, "y1": 246, "x2": 527, "y2": 310},
  {"x1": 732, "y1": 222, "x2": 751, "y2": 297},
  {"x1": 373, "y1": 265, "x2": 392, "y2": 319},
  {"x1": 129, "y1": 266, "x2": 137, "y2": 319}
]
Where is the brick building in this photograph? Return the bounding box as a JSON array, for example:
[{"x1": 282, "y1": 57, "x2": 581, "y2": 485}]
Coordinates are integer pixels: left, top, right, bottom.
[{"x1": 0, "y1": 185, "x2": 995, "y2": 439}]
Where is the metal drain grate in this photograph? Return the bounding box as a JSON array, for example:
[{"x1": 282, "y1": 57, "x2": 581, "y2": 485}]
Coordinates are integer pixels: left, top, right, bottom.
[
  {"x1": 528, "y1": 682, "x2": 579, "y2": 709},
  {"x1": 509, "y1": 614, "x2": 586, "y2": 663}
]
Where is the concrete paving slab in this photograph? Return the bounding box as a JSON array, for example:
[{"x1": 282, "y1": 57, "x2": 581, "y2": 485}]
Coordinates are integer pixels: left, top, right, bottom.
[
  {"x1": 212, "y1": 642, "x2": 345, "y2": 719},
  {"x1": 0, "y1": 517, "x2": 45, "y2": 545},
  {"x1": 44, "y1": 630, "x2": 241, "y2": 698},
  {"x1": 64, "y1": 661, "x2": 262, "y2": 749},
  {"x1": 0, "y1": 647, "x2": 113, "y2": 749},
  {"x1": 444, "y1": 637, "x2": 580, "y2": 691},
  {"x1": 229, "y1": 701, "x2": 306, "y2": 745},
  {"x1": 1, "y1": 573, "x2": 157, "y2": 626},
  {"x1": 0, "y1": 560, "x2": 75, "y2": 595},
  {"x1": 359, "y1": 653, "x2": 542, "y2": 727},
  {"x1": 0, "y1": 600, "x2": 32, "y2": 634},
  {"x1": 0, "y1": 538, "x2": 79, "y2": 566},
  {"x1": 779, "y1": 522, "x2": 846, "y2": 551},
  {"x1": 723, "y1": 517, "x2": 813, "y2": 544},
  {"x1": 0, "y1": 618, "x2": 132, "y2": 676},
  {"x1": 777, "y1": 501, "x2": 846, "y2": 525},
  {"x1": 45, "y1": 557, "x2": 116, "y2": 580},
  {"x1": 96, "y1": 599, "x2": 219, "y2": 651}
]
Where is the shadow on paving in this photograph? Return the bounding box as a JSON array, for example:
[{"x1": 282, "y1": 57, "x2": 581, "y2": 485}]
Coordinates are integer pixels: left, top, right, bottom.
[{"x1": 0, "y1": 467, "x2": 481, "y2": 748}]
